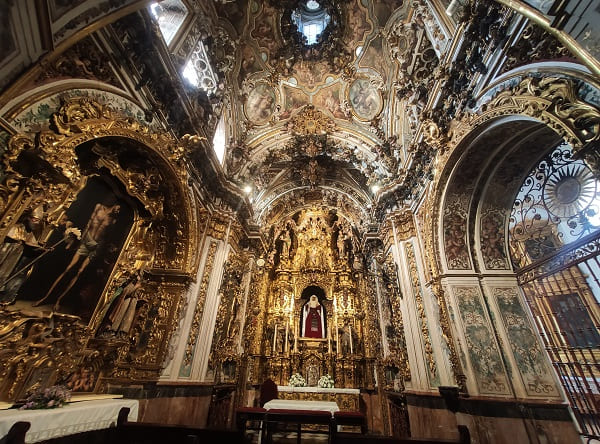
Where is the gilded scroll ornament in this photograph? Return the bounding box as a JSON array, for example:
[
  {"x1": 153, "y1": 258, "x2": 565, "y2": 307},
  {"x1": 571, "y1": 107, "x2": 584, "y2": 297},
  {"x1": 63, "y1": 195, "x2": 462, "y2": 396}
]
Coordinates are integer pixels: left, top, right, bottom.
[
  {"x1": 180, "y1": 240, "x2": 218, "y2": 375},
  {"x1": 405, "y1": 242, "x2": 437, "y2": 383},
  {"x1": 288, "y1": 105, "x2": 336, "y2": 136},
  {"x1": 450, "y1": 76, "x2": 600, "y2": 154}
]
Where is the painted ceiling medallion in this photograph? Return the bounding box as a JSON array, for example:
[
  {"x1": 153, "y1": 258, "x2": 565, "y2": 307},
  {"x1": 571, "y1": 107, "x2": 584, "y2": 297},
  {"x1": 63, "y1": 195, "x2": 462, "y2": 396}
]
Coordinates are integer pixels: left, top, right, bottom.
[
  {"x1": 349, "y1": 78, "x2": 382, "y2": 121},
  {"x1": 244, "y1": 83, "x2": 277, "y2": 124}
]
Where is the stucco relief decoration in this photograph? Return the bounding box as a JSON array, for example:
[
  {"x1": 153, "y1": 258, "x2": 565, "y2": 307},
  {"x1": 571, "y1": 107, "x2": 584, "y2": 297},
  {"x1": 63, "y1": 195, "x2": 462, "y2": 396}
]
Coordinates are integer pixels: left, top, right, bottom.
[
  {"x1": 493, "y1": 287, "x2": 557, "y2": 397},
  {"x1": 451, "y1": 77, "x2": 600, "y2": 157},
  {"x1": 244, "y1": 83, "x2": 277, "y2": 125},
  {"x1": 287, "y1": 105, "x2": 336, "y2": 135},
  {"x1": 454, "y1": 286, "x2": 509, "y2": 395},
  {"x1": 443, "y1": 196, "x2": 471, "y2": 270}
]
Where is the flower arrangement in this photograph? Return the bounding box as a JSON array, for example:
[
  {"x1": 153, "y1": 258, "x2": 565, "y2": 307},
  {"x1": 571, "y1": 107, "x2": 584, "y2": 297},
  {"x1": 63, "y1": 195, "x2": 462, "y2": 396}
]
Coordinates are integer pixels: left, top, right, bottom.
[
  {"x1": 318, "y1": 374, "x2": 335, "y2": 389},
  {"x1": 20, "y1": 385, "x2": 72, "y2": 410},
  {"x1": 289, "y1": 373, "x2": 306, "y2": 387}
]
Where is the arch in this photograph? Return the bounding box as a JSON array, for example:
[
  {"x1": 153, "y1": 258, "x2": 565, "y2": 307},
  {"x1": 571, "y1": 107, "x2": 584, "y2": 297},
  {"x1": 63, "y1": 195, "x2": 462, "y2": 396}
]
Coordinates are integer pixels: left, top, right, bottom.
[
  {"x1": 439, "y1": 117, "x2": 562, "y2": 272},
  {"x1": 448, "y1": 76, "x2": 600, "y2": 155},
  {"x1": 427, "y1": 73, "x2": 600, "y2": 401},
  {"x1": 4, "y1": 97, "x2": 196, "y2": 276},
  {"x1": 435, "y1": 74, "x2": 600, "y2": 275}
]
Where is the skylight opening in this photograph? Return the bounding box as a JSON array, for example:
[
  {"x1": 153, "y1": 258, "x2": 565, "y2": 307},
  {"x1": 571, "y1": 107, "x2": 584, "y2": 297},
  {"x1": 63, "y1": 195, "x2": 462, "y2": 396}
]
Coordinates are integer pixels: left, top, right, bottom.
[
  {"x1": 149, "y1": 0, "x2": 188, "y2": 45},
  {"x1": 303, "y1": 23, "x2": 322, "y2": 45},
  {"x1": 306, "y1": 0, "x2": 321, "y2": 11},
  {"x1": 213, "y1": 114, "x2": 226, "y2": 165},
  {"x1": 291, "y1": 1, "x2": 330, "y2": 46}
]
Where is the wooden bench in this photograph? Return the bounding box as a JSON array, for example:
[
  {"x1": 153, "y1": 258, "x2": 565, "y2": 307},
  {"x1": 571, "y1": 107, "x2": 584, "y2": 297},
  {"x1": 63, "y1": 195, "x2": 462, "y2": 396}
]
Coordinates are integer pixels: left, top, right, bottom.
[
  {"x1": 115, "y1": 407, "x2": 245, "y2": 444},
  {"x1": 332, "y1": 425, "x2": 470, "y2": 444},
  {"x1": 332, "y1": 411, "x2": 367, "y2": 434},
  {"x1": 263, "y1": 408, "x2": 334, "y2": 444},
  {"x1": 2, "y1": 421, "x2": 30, "y2": 444},
  {"x1": 234, "y1": 406, "x2": 266, "y2": 439}
]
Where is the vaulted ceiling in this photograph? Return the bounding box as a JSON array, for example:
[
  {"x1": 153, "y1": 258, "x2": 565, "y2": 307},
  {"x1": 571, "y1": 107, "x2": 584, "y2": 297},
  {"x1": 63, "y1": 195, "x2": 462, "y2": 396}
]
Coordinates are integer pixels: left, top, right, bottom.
[
  {"x1": 213, "y1": 0, "x2": 421, "y2": 230},
  {"x1": 2, "y1": 0, "x2": 597, "y2": 240}
]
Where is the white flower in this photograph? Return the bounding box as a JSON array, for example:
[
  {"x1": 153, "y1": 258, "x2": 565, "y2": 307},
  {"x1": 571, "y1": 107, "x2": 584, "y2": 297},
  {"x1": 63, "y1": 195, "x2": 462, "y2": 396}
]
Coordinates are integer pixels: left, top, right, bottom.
[
  {"x1": 289, "y1": 373, "x2": 306, "y2": 387},
  {"x1": 318, "y1": 374, "x2": 334, "y2": 388}
]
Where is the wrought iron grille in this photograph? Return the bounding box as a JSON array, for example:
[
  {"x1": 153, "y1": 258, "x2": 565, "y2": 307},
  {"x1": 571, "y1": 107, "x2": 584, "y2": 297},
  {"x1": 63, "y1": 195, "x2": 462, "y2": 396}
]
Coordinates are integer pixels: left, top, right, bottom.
[{"x1": 511, "y1": 143, "x2": 600, "y2": 440}]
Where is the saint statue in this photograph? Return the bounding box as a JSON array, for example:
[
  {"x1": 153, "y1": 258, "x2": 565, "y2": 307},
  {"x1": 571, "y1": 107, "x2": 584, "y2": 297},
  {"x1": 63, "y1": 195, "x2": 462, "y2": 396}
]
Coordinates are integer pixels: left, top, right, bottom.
[{"x1": 302, "y1": 295, "x2": 325, "y2": 338}]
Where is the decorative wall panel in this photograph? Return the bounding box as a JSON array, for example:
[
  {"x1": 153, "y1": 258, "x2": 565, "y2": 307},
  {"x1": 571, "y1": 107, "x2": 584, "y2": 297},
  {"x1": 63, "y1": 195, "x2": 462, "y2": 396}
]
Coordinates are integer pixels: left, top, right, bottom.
[
  {"x1": 492, "y1": 286, "x2": 558, "y2": 397},
  {"x1": 452, "y1": 286, "x2": 510, "y2": 395}
]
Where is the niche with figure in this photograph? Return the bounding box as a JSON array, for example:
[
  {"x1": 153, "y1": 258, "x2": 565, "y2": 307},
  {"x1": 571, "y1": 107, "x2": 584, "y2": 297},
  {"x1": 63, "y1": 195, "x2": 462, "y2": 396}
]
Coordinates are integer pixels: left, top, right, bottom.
[{"x1": 299, "y1": 285, "x2": 327, "y2": 339}]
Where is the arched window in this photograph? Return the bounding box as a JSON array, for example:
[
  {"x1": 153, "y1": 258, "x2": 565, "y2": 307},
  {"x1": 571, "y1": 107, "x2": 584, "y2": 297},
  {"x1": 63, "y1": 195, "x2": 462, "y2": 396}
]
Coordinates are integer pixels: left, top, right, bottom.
[
  {"x1": 149, "y1": 0, "x2": 188, "y2": 45},
  {"x1": 182, "y1": 40, "x2": 218, "y2": 94}
]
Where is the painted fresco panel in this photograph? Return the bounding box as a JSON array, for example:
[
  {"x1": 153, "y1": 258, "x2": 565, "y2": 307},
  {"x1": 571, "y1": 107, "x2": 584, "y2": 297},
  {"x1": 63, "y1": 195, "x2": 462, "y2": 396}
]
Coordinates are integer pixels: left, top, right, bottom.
[
  {"x1": 493, "y1": 287, "x2": 558, "y2": 397},
  {"x1": 349, "y1": 78, "x2": 382, "y2": 121},
  {"x1": 453, "y1": 286, "x2": 510, "y2": 395},
  {"x1": 443, "y1": 196, "x2": 471, "y2": 270},
  {"x1": 244, "y1": 83, "x2": 276, "y2": 124}
]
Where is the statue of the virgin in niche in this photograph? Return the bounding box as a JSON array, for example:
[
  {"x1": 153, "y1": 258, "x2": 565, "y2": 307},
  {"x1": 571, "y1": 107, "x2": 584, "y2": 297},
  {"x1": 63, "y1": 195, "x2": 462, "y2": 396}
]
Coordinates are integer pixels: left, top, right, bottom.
[{"x1": 302, "y1": 295, "x2": 325, "y2": 338}]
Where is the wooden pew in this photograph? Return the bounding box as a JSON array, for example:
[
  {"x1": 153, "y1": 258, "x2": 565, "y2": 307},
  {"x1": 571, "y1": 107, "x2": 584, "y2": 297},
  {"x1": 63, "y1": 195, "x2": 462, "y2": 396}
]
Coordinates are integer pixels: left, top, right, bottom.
[
  {"x1": 2, "y1": 421, "x2": 30, "y2": 444},
  {"x1": 115, "y1": 407, "x2": 245, "y2": 444},
  {"x1": 332, "y1": 411, "x2": 367, "y2": 434},
  {"x1": 333, "y1": 425, "x2": 470, "y2": 444}
]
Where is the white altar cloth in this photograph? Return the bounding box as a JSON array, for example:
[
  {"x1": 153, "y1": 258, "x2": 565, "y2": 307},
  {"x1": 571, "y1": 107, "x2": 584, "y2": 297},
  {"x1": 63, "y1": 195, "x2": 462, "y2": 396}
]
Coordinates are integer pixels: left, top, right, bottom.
[
  {"x1": 0, "y1": 398, "x2": 139, "y2": 443},
  {"x1": 263, "y1": 399, "x2": 339, "y2": 416},
  {"x1": 277, "y1": 386, "x2": 359, "y2": 395}
]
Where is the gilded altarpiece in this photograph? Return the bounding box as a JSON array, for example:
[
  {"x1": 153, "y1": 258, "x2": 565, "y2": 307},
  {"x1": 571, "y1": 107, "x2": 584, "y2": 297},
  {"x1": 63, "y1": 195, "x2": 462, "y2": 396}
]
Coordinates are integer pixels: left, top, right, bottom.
[
  {"x1": 251, "y1": 209, "x2": 376, "y2": 395},
  {"x1": 0, "y1": 99, "x2": 200, "y2": 400}
]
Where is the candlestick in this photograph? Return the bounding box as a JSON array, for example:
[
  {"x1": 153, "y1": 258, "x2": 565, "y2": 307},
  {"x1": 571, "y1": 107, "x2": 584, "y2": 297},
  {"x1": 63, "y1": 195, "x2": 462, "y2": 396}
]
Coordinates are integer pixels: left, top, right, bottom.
[
  {"x1": 349, "y1": 323, "x2": 353, "y2": 354},
  {"x1": 285, "y1": 321, "x2": 289, "y2": 354},
  {"x1": 336, "y1": 320, "x2": 340, "y2": 356},
  {"x1": 294, "y1": 322, "x2": 298, "y2": 352}
]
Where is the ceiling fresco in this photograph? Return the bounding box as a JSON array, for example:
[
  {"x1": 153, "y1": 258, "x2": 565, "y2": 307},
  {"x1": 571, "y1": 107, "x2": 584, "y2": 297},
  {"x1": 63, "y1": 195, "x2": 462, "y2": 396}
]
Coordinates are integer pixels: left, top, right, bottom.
[{"x1": 213, "y1": 0, "x2": 414, "y2": 230}]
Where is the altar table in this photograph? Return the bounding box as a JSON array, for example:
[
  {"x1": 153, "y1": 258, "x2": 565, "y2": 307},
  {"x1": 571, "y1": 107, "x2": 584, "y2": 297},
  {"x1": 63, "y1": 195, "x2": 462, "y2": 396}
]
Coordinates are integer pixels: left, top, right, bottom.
[
  {"x1": 0, "y1": 398, "x2": 139, "y2": 443},
  {"x1": 263, "y1": 399, "x2": 339, "y2": 416},
  {"x1": 277, "y1": 386, "x2": 360, "y2": 410}
]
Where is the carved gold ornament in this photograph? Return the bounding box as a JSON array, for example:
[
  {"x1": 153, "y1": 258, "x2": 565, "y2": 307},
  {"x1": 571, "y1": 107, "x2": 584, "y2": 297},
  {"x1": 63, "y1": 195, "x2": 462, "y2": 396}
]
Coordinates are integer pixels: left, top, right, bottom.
[
  {"x1": 288, "y1": 105, "x2": 336, "y2": 136},
  {"x1": 0, "y1": 97, "x2": 200, "y2": 400}
]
